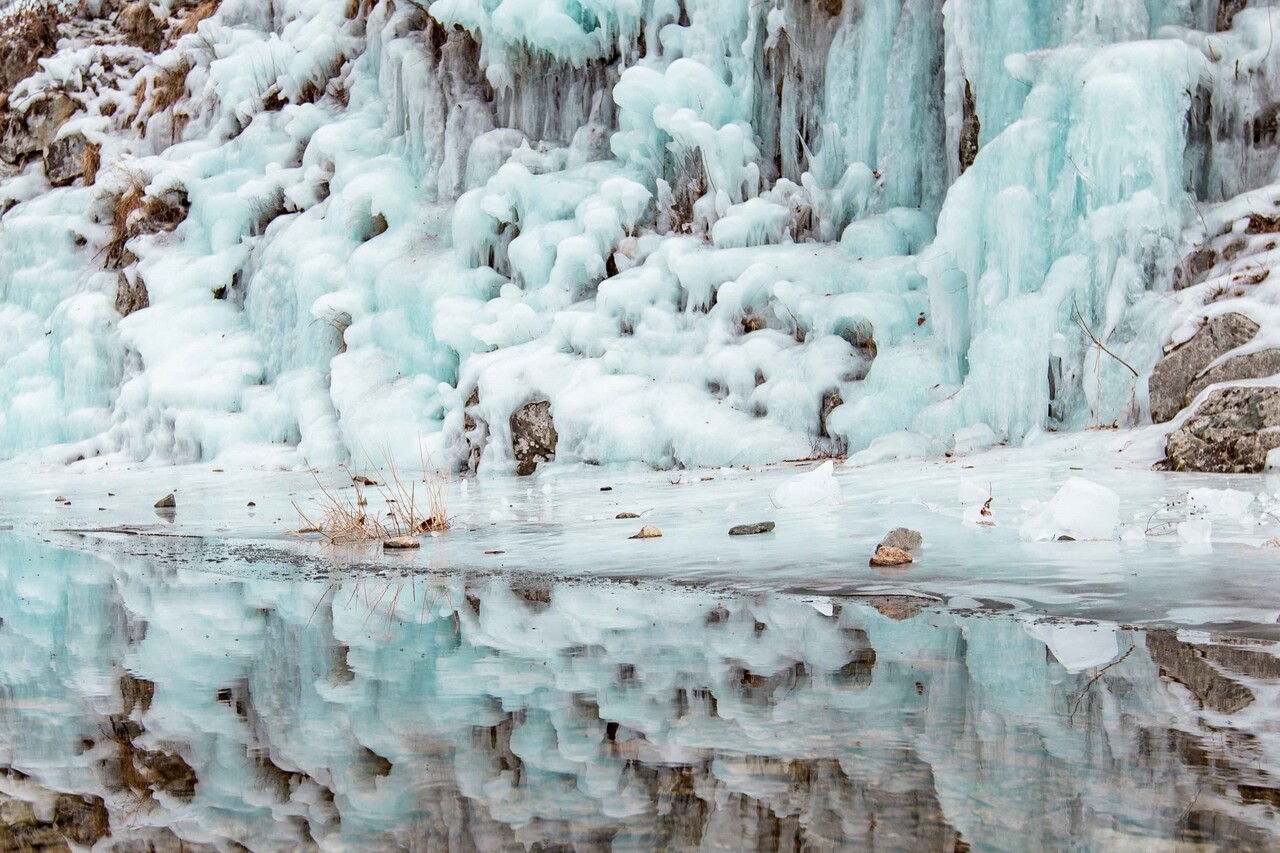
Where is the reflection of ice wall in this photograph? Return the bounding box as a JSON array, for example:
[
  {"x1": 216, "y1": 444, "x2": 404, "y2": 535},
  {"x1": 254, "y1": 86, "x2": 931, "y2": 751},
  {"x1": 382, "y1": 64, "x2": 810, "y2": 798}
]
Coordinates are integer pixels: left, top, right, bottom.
[
  {"x1": 1, "y1": 536, "x2": 1277, "y2": 850},
  {"x1": 3, "y1": 2, "x2": 1280, "y2": 468}
]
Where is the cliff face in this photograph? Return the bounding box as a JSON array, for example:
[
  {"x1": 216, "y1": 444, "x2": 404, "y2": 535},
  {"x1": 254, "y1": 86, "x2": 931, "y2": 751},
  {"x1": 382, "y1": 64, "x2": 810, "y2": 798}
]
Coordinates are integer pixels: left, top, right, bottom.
[{"x1": 1, "y1": 1, "x2": 1279, "y2": 471}]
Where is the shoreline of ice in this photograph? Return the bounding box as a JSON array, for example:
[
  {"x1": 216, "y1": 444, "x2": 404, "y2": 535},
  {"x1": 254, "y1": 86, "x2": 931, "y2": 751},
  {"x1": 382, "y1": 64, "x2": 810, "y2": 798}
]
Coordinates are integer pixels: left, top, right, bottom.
[{"x1": 5, "y1": 426, "x2": 1279, "y2": 637}]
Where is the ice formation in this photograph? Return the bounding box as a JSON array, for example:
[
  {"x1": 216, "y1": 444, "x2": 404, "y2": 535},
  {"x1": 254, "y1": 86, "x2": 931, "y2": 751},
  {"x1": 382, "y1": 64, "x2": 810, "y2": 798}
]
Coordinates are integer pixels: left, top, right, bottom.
[{"x1": 4, "y1": 1, "x2": 1280, "y2": 472}]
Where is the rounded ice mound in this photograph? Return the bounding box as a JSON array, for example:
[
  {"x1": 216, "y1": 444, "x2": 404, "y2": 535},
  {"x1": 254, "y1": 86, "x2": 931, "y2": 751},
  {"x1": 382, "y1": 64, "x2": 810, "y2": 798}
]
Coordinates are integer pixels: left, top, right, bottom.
[
  {"x1": 771, "y1": 460, "x2": 842, "y2": 509},
  {"x1": 1019, "y1": 477, "x2": 1120, "y2": 542}
]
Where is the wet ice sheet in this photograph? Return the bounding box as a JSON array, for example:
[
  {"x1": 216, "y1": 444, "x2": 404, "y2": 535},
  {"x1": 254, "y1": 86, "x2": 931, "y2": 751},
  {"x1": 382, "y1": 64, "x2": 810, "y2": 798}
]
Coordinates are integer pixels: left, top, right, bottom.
[
  {"x1": 3, "y1": 430, "x2": 1280, "y2": 636},
  {"x1": 1, "y1": 532, "x2": 1279, "y2": 851}
]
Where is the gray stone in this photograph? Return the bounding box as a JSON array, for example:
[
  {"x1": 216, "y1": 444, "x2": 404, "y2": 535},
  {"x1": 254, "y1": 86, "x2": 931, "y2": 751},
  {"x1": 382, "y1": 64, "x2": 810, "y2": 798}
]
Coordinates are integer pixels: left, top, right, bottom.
[
  {"x1": 729, "y1": 521, "x2": 775, "y2": 536},
  {"x1": 383, "y1": 536, "x2": 419, "y2": 550},
  {"x1": 879, "y1": 527, "x2": 923, "y2": 552},
  {"x1": 42, "y1": 132, "x2": 86, "y2": 187},
  {"x1": 0, "y1": 93, "x2": 77, "y2": 167},
  {"x1": 115, "y1": 271, "x2": 149, "y2": 317},
  {"x1": 510, "y1": 400, "x2": 557, "y2": 476},
  {"x1": 154, "y1": 493, "x2": 175, "y2": 508},
  {"x1": 1186, "y1": 348, "x2": 1280, "y2": 402},
  {"x1": 1149, "y1": 313, "x2": 1259, "y2": 423},
  {"x1": 1163, "y1": 386, "x2": 1280, "y2": 473}
]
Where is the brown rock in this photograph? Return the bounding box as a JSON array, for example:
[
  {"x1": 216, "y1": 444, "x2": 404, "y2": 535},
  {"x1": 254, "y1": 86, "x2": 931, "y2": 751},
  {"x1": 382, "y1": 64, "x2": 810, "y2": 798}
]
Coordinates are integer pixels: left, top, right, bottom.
[
  {"x1": 52, "y1": 794, "x2": 109, "y2": 847},
  {"x1": 383, "y1": 536, "x2": 419, "y2": 550},
  {"x1": 869, "y1": 546, "x2": 913, "y2": 567},
  {"x1": 154, "y1": 493, "x2": 176, "y2": 508},
  {"x1": 629, "y1": 525, "x2": 662, "y2": 539}
]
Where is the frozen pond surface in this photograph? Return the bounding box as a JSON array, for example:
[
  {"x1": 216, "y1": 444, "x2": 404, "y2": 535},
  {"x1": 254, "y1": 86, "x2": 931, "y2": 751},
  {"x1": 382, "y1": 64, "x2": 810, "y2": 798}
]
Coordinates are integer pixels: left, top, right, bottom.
[
  {"x1": 2, "y1": 434, "x2": 1280, "y2": 849},
  {"x1": 0, "y1": 532, "x2": 1279, "y2": 851}
]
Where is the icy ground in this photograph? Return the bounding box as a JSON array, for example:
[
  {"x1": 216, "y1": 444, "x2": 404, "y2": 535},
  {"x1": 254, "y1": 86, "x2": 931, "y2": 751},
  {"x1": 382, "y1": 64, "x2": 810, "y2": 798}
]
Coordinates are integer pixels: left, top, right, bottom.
[
  {"x1": 4, "y1": 460, "x2": 1280, "y2": 850},
  {"x1": 4, "y1": 425, "x2": 1279, "y2": 638}
]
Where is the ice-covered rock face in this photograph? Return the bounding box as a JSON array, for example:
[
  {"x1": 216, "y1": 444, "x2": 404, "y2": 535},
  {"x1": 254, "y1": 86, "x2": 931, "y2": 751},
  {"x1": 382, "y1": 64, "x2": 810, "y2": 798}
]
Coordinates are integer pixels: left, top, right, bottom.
[{"x1": 2, "y1": 1, "x2": 1279, "y2": 470}]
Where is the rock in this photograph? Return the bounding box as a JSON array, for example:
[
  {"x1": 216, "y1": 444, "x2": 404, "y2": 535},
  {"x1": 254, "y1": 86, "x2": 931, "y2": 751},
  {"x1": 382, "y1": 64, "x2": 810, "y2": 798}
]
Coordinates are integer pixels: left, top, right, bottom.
[
  {"x1": 1163, "y1": 386, "x2": 1280, "y2": 473},
  {"x1": 1266, "y1": 537, "x2": 1280, "y2": 548},
  {"x1": 43, "y1": 131, "x2": 87, "y2": 187},
  {"x1": 1218, "y1": 0, "x2": 1249, "y2": 31},
  {"x1": 511, "y1": 400, "x2": 557, "y2": 476},
  {"x1": 959, "y1": 78, "x2": 981, "y2": 173},
  {"x1": 879, "y1": 527, "x2": 922, "y2": 551},
  {"x1": 54, "y1": 495, "x2": 66, "y2": 502},
  {"x1": 1186, "y1": 348, "x2": 1280, "y2": 404},
  {"x1": 629, "y1": 525, "x2": 663, "y2": 539},
  {"x1": 729, "y1": 521, "x2": 776, "y2": 536},
  {"x1": 352, "y1": 474, "x2": 380, "y2": 486},
  {"x1": 869, "y1": 546, "x2": 913, "y2": 567},
  {"x1": 383, "y1": 536, "x2": 419, "y2": 550},
  {"x1": 154, "y1": 493, "x2": 176, "y2": 508},
  {"x1": 0, "y1": 93, "x2": 77, "y2": 167},
  {"x1": 616, "y1": 512, "x2": 640, "y2": 519},
  {"x1": 52, "y1": 794, "x2": 109, "y2": 847},
  {"x1": 819, "y1": 389, "x2": 843, "y2": 441},
  {"x1": 246, "y1": 501, "x2": 255, "y2": 507},
  {"x1": 115, "y1": 271, "x2": 150, "y2": 317},
  {"x1": 1149, "y1": 313, "x2": 1259, "y2": 423}
]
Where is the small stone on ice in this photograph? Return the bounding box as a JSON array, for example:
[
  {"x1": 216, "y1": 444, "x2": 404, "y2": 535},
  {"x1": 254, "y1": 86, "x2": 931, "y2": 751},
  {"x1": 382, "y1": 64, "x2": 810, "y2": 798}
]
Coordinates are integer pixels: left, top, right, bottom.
[
  {"x1": 879, "y1": 527, "x2": 922, "y2": 551},
  {"x1": 383, "y1": 536, "x2": 419, "y2": 550},
  {"x1": 155, "y1": 493, "x2": 176, "y2": 508},
  {"x1": 630, "y1": 525, "x2": 663, "y2": 539},
  {"x1": 729, "y1": 522, "x2": 775, "y2": 536},
  {"x1": 54, "y1": 496, "x2": 66, "y2": 502},
  {"x1": 616, "y1": 512, "x2": 641, "y2": 519},
  {"x1": 870, "y1": 546, "x2": 913, "y2": 567}
]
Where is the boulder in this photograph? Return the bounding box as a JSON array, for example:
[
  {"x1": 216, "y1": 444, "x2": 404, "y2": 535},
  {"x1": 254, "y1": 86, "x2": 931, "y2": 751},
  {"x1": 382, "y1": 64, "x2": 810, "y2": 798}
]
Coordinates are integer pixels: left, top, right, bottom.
[
  {"x1": 0, "y1": 93, "x2": 77, "y2": 167},
  {"x1": 511, "y1": 400, "x2": 557, "y2": 476},
  {"x1": 43, "y1": 131, "x2": 87, "y2": 187},
  {"x1": 629, "y1": 525, "x2": 663, "y2": 539},
  {"x1": 1163, "y1": 386, "x2": 1280, "y2": 473},
  {"x1": 879, "y1": 527, "x2": 922, "y2": 551},
  {"x1": 869, "y1": 546, "x2": 913, "y2": 567},
  {"x1": 1186, "y1": 348, "x2": 1280, "y2": 403},
  {"x1": 383, "y1": 536, "x2": 419, "y2": 550},
  {"x1": 154, "y1": 493, "x2": 175, "y2": 508},
  {"x1": 1149, "y1": 313, "x2": 1261, "y2": 423}
]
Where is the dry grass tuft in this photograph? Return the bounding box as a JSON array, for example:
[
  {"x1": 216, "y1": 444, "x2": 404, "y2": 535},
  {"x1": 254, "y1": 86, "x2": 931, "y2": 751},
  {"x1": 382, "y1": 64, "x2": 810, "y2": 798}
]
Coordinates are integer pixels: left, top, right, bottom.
[
  {"x1": 104, "y1": 171, "x2": 189, "y2": 267},
  {"x1": 147, "y1": 62, "x2": 191, "y2": 114},
  {"x1": 0, "y1": 1, "x2": 71, "y2": 96},
  {"x1": 169, "y1": 0, "x2": 221, "y2": 42},
  {"x1": 294, "y1": 456, "x2": 449, "y2": 545},
  {"x1": 81, "y1": 139, "x2": 100, "y2": 186}
]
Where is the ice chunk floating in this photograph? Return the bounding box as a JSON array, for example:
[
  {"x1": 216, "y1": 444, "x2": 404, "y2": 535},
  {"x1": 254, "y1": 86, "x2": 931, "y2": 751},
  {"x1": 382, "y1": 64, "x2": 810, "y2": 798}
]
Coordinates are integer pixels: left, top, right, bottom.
[{"x1": 4, "y1": 1, "x2": 1280, "y2": 470}]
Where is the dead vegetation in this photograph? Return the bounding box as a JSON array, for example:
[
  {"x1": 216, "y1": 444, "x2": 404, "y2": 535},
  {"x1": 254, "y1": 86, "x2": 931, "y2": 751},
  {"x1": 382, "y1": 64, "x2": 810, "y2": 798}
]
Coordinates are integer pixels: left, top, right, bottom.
[
  {"x1": 294, "y1": 457, "x2": 449, "y2": 545},
  {"x1": 81, "y1": 138, "x2": 100, "y2": 185},
  {"x1": 169, "y1": 0, "x2": 221, "y2": 42},
  {"x1": 0, "y1": 1, "x2": 72, "y2": 98},
  {"x1": 103, "y1": 171, "x2": 189, "y2": 268}
]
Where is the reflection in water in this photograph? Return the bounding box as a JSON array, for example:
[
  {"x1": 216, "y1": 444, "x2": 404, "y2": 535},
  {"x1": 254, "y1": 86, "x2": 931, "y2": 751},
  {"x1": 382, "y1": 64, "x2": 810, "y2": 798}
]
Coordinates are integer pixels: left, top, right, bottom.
[{"x1": 1, "y1": 535, "x2": 1279, "y2": 851}]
